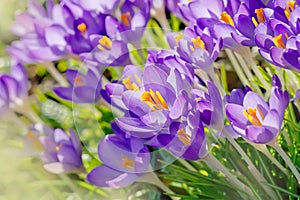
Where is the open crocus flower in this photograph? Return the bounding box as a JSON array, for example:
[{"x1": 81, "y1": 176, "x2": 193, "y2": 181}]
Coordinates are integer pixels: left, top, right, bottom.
[
  {"x1": 87, "y1": 133, "x2": 150, "y2": 188},
  {"x1": 104, "y1": 0, "x2": 150, "y2": 46},
  {"x1": 254, "y1": 1, "x2": 300, "y2": 71},
  {"x1": 54, "y1": 68, "x2": 101, "y2": 103},
  {"x1": 61, "y1": 0, "x2": 120, "y2": 14},
  {"x1": 225, "y1": 75, "x2": 289, "y2": 144},
  {"x1": 0, "y1": 64, "x2": 27, "y2": 113},
  {"x1": 115, "y1": 64, "x2": 194, "y2": 139},
  {"x1": 167, "y1": 25, "x2": 222, "y2": 71},
  {"x1": 101, "y1": 65, "x2": 143, "y2": 112},
  {"x1": 31, "y1": 125, "x2": 84, "y2": 174},
  {"x1": 7, "y1": 0, "x2": 73, "y2": 63}
]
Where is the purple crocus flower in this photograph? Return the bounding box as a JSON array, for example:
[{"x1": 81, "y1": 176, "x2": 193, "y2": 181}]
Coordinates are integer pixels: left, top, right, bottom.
[
  {"x1": 103, "y1": 0, "x2": 150, "y2": 46},
  {"x1": 30, "y1": 124, "x2": 84, "y2": 174},
  {"x1": 101, "y1": 65, "x2": 143, "y2": 112},
  {"x1": 87, "y1": 133, "x2": 150, "y2": 188},
  {"x1": 54, "y1": 68, "x2": 101, "y2": 103},
  {"x1": 225, "y1": 75, "x2": 289, "y2": 144},
  {"x1": 254, "y1": 2, "x2": 300, "y2": 71},
  {"x1": 115, "y1": 64, "x2": 194, "y2": 139},
  {"x1": 0, "y1": 64, "x2": 27, "y2": 113},
  {"x1": 156, "y1": 110, "x2": 208, "y2": 160},
  {"x1": 8, "y1": 0, "x2": 73, "y2": 63},
  {"x1": 61, "y1": 0, "x2": 120, "y2": 14},
  {"x1": 167, "y1": 25, "x2": 222, "y2": 71},
  {"x1": 191, "y1": 82, "x2": 224, "y2": 131}
]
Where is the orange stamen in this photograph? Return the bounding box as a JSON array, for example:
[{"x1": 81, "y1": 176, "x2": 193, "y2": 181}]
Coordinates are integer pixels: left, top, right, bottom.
[
  {"x1": 177, "y1": 128, "x2": 191, "y2": 146},
  {"x1": 77, "y1": 23, "x2": 87, "y2": 34},
  {"x1": 273, "y1": 34, "x2": 286, "y2": 49},
  {"x1": 122, "y1": 77, "x2": 140, "y2": 91},
  {"x1": 97, "y1": 36, "x2": 112, "y2": 50},
  {"x1": 121, "y1": 12, "x2": 132, "y2": 27},
  {"x1": 243, "y1": 107, "x2": 263, "y2": 126},
  {"x1": 220, "y1": 11, "x2": 234, "y2": 26},
  {"x1": 140, "y1": 89, "x2": 168, "y2": 111}
]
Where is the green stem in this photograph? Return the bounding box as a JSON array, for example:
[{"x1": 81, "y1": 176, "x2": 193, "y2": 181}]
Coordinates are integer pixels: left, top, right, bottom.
[
  {"x1": 222, "y1": 129, "x2": 278, "y2": 199},
  {"x1": 251, "y1": 143, "x2": 288, "y2": 176},
  {"x1": 203, "y1": 153, "x2": 253, "y2": 199},
  {"x1": 138, "y1": 172, "x2": 177, "y2": 199},
  {"x1": 225, "y1": 49, "x2": 250, "y2": 86},
  {"x1": 207, "y1": 66, "x2": 226, "y2": 96},
  {"x1": 43, "y1": 62, "x2": 68, "y2": 86},
  {"x1": 269, "y1": 141, "x2": 300, "y2": 184}
]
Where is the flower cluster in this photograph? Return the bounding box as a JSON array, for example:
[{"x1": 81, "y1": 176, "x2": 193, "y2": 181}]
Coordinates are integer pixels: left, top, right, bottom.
[{"x1": 2, "y1": 0, "x2": 300, "y2": 199}]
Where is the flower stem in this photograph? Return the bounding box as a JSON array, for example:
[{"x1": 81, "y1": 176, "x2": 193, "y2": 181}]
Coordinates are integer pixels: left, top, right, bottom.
[
  {"x1": 153, "y1": 5, "x2": 171, "y2": 33},
  {"x1": 203, "y1": 153, "x2": 253, "y2": 199},
  {"x1": 240, "y1": 48, "x2": 270, "y2": 91},
  {"x1": 138, "y1": 172, "x2": 177, "y2": 199},
  {"x1": 222, "y1": 129, "x2": 279, "y2": 199},
  {"x1": 224, "y1": 49, "x2": 250, "y2": 86},
  {"x1": 269, "y1": 141, "x2": 300, "y2": 184},
  {"x1": 233, "y1": 52, "x2": 262, "y2": 95},
  {"x1": 43, "y1": 62, "x2": 69, "y2": 86},
  {"x1": 251, "y1": 143, "x2": 289, "y2": 176},
  {"x1": 207, "y1": 66, "x2": 226, "y2": 96}
]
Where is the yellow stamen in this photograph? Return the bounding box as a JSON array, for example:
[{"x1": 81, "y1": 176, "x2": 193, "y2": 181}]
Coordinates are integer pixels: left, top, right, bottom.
[
  {"x1": 140, "y1": 89, "x2": 168, "y2": 111},
  {"x1": 77, "y1": 23, "x2": 87, "y2": 34},
  {"x1": 195, "y1": 97, "x2": 202, "y2": 102},
  {"x1": 97, "y1": 36, "x2": 112, "y2": 50},
  {"x1": 121, "y1": 12, "x2": 132, "y2": 27},
  {"x1": 190, "y1": 45, "x2": 195, "y2": 52},
  {"x1": 122, "y1": 77, "x2": 140, "y2": 91},
  {"x1": 134, "y1": 74, "x2": 141, "y2": 85},
  {"x1": 56, "y1": 144, "x2": 62, "y2": 152},
  {"x1": 73, "y1": 76, "x2": 85, "y2": 86},
  {"x1": 192, "y1": 36, "x2": 206, "y2": 50},
  {"x1": 175, "y1": 33, "x2": 183, "y2": 45},
  {"x1": 273, "y1": 34, "x2": 286, "y2": 49},
  {"x1": 285, "y1": 1, "x2": 296, "y2": 20},
  {"x1": 220, "y1": 11, "x2": 234, "y2": 26},
  {"x1": 243, "y1": 107, "x2": 263, "y2": 126},
  {"x1": 252, "y1": 17, "x2": 259, "y2": 27},
  {"x1": 120, "y1": 154, "x2": 135, "y2": 170},
  {"x1": 177, "y1": 128, "x2": 191, "y2": 146}
]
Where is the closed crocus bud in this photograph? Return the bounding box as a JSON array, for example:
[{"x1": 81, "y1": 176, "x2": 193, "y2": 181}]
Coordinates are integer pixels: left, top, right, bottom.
[{"x1": 0, "y1": 64, "x2": 28, "y2": 113}]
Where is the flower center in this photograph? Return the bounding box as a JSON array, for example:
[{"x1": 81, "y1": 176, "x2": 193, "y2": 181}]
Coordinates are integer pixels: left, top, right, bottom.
[
  {"x1": 56, "y1": 144, "x2": 63, "y2": 151},
  {"x1": 243, "y1": 106, "x2": 265, "y2": 126},
  {"x1": 140, "y1": 89, "x2": 168, "y2": 111},
  {"x1": 252, "y1": 8, "x2": 266, "y2": 27},
  {"x1": 285, "y1": 1, "x2": 296, "y2": 20},
  {"x1": 190, "y1": 36, "x2": 206, "y2": 51},
  {"x1": 73, "y1": 76, "x2": 85, "y2": 86},
  {"x1": 120, "y1": 154, "x2": 135, "y2": 170},
  {"x1": 220, "y1": 11, "x2": 234, "y2": 26},
  {"x1": 121, "y1": 12, "x2": 132, "y2": 27},
  {"x1": 273, "y1": 34, "x2": 286, "y2": 49},
  {"x1": 177, "y1": 128, "x2": 191, "y2": 146},
  {"x1": 122, "y1": 76, "x2": 140, "y2": 91},
  {"x1": 97, "y1": 36, "x2": 112, "y2": 51},
  {"x1": 77, "y1": 23, "x2": 87, "y2": 35}
]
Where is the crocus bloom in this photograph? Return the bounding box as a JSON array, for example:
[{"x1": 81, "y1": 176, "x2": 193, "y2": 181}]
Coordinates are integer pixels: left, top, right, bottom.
[
  {"x1": 0, "y1": 64, "x2": 27, "y2": 113},
  {"x1": 87, "y1": 133, "x2": 150, "y2": 188},
  {"x1": 54, "y1": 68, "x2": 101, "y2": 103},
  {"x1": 115, "y1": 64, "x2": 194, "y2": 139},
  {"x1": 225, "y1": 75, "x2": 289, "y2": 144},
  {"x1": 190, "y1": 82, "x2": 224, "y2": 131},
  {"x1": 101, "y1": 65, "x2": 143, "y2": 112},
  {"x1": 103, "y1": 0, "x2": 150, "y2": 45},
  {"x1": 156, "y1": 110, "x2": 208, "y2": 160},
  {"x1": 255, "y1": 2, "x2": 300, "y2": 71},
  {"x1": 8, "y1": 0, "x2": 72, "y2": 63},
  {"x1": 33, "y1": 125, "x2": 84, "y2": 174},
  {"x1": 167, "y1": 25, "x2": 222, "y2": 71}
]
